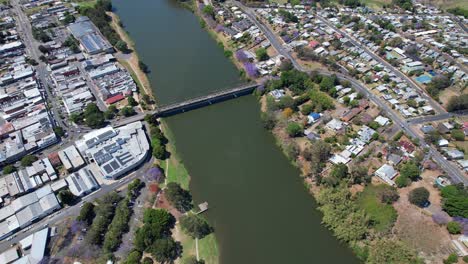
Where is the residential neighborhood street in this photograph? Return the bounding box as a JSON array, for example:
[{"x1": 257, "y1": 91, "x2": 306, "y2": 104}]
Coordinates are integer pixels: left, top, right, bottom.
[{"x1": 234, "y1": 1, "x2": 467, "y2": 185}]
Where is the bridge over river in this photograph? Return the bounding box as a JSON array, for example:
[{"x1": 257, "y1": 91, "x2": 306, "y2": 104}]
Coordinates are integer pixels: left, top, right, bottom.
[{"x1": 114, "y1": 82, "x2": 259, "y2": 126}]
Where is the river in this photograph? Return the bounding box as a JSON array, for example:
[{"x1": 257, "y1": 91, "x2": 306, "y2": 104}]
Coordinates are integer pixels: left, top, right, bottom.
[{"x1": 112, "y1": 0, "x2": 359, "y2": 263}]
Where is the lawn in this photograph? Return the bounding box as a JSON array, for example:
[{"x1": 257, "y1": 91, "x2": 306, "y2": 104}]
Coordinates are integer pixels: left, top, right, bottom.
[
  {"x1": 362, "y1": 0, "x2": 391, "y2": 9},
  {"x1": 357, "y1": 184, "x2": 398, "y2": 232},
  {"x1": 74, "y1": 0, "x2": 97, "y2": 9},
  {"x1": 160, "y1": 122, "x2": 191, "y2": 190},
  {"x1": 177, "y1": 225, "x2": 219, "y2": 264},
  {"x1": 453, "y1": 141, "x2": 468, "y2": 159}
]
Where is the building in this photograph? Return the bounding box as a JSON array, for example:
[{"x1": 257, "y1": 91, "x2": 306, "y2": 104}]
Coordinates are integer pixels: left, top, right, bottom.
[
  {"x1": 75, "y1": 122, "x2": 150, "y2": 180},
  {"x1": 375, "y1": 164, "x2": 398, "y2": 185},
  {"x1": 68, "y1": 16, "x2": 113, "y2": 55},
  {"x1": 0, "y1": 247, "x2": 19, "y2": 264},
  {"x1": 58, "y1": 145, "x2": 85, "y2": 172},
  {"x1": 65, "y1": 165, "x2": 100, "y2": 197}
]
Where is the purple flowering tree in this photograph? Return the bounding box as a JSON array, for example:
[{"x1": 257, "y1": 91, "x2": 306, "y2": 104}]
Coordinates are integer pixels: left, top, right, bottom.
[
  {"x1": 453, "y1": 217, "x2": 468, "y2": 235},
  {"x1": 431, "y1": 212, "x2": 451, "y2": 225},
  {"x1": 235, "y1": 49, "x2": 249, "y2": 62},
  {"x1": 215, "y1": 24, "x2": 224, "y2": 33},
  {"x1": 243, "y1": 62, "x2": 259, "y2": 78},
  {"x1": 147, "y1": 167, "x2": 164, "y2": 182},
  {"x1": 70, "y1": 220, "x2": 86, "y2": 234}
]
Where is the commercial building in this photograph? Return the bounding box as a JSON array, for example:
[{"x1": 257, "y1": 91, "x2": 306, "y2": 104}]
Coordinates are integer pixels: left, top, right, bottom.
[
  {"x1": 65, "y1": 165, "x2": 100, "y2": 197},
  {"x1": 68, "y1": 16, "x2": 113, "y2": 55},
  {"x1": 58, "y1": 145, "x2": 85, "y2": 172},
  {"x1": 75, "y1": 121, "x2": 150, "y2": 180}
]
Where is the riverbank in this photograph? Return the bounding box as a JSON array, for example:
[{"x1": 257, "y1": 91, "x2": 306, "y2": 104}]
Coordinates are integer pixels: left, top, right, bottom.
[
  {"x1": 193, "y1": 1, "x2": 254, "y2": 82},
  {"x1": 106, "y1": 2, "x2": 219, "y2": 262},
  {"x1": 107, "y1": 11, "x2": 154, "y2": 104},
  {"x1": 157, "y1": 120, "x2": 220, "y2": 264}
]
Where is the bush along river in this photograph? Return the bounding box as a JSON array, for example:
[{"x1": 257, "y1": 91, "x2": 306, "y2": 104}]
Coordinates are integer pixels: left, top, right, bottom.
[{"x1": 112, "y1": 0, "x2": 360, "y2": 263}]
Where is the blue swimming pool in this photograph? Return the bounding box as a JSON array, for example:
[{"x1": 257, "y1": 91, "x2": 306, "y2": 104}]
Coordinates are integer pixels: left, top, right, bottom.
[{"x1": 416, "y1": 75, "x2": 432, "y2": 84}]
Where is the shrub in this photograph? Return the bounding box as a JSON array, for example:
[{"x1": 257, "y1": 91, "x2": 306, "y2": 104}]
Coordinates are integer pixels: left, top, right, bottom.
[
  {"x1": 451, "y1": 129, "x2": 465, "y2": 141},
  {"x1": 286, "y1": 122, "x2": 302, "y2": 137},
  {"x1": 447, "y1": 221, "x2": 462, "y2": 234},
  {"x1": 3, "y1": 165, "x2": 16, "y2": 174},
  {"x1": 395, "y1": 176, "x2": 410, "y2": 188},
  {"x1": 408, "y1": 187, "x2": 429, "y2": 207},
  {"x1": 179, "y1": 214, "x2": 213, "y2": 239},
  {"x1": 441, "y1": 184, "x2": 468, "y2": 217},
  {"x1": 444, "y1": 253, "x2": 458, "y2": 264}
]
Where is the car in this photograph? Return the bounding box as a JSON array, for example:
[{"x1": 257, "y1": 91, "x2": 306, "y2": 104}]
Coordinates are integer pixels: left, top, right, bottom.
[
  {"x1": 6, "y1": 236, "x2": 13, "y2": 241},
  {"x1": 118, "y1": 179, "x2": 124, "y2": 183},
  {"x1": 43, "y1": 224, "x2": 48, "y2": 228}
]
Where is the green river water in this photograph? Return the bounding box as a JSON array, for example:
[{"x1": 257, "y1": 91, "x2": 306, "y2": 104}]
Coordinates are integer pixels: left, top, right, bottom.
[{"x1": 112, "y1": 0, "x2": 360, "y2": 263}]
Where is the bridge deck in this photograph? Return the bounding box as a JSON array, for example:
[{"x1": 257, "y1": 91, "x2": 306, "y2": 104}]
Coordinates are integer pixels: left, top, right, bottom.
[{"x1": 151, "y1": 83, "x2": 259, "y2": 117}]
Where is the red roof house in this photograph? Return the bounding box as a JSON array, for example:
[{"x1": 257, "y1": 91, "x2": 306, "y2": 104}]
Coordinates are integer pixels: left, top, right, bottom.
[
  {"x1": 105, "y1": 94, "x2": 125, "y2": 105},
  {"x1": 309, "y1": 40, "x2": 319, "y2": 48}
]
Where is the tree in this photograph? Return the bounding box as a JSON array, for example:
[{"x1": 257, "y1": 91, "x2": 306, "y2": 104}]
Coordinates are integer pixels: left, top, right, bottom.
[
  {"x1": 409, "y1": 187, "x2": 430, "y2": 207},
  {"x1": 53, "y1": 126, "x2": 65, "y2": 137},
  {"x1": 3, "y1": 165, "x2": 16, "y2": 174},
  {"x1": 447, "y1": 221, "x2": 462, "y2": 234},
  {"x1": 424, "y1": 130, "x2": 440, "y2": 144},
  {"x1": 349, "y1": 166, "x2": 371, "y2": 185},
  {"x1": 395, "y1": 175, "x2": 410, "y2": 188},
  {"x1": 260, "y1": 112, "x2": 276, "y2": 130},
  {"x1": 115, "y1": 40, "x2": 130, "y2": 53},
  {"x1": 440, "y1": 184, "x2": 468, "y2": 217},
  {"x1": 279, "y1": 59, "x2": 293, "y2": 72},
  {"x1": 139, "y1": 61, "x2": 150, "y2": 73},
  {"x1": 451, "y1": 129, "x2": 465, "y2": 141},
  {"x1": 104, "y1": 109, "x2": 116, "y2": 120},
  {"x1": 202, "y1": 5, "x2": 215, "y2": 18},
  {"x1": 255, "y1": 47, "x2": 269, "y2": 61},
  {"x1": 379, "y1": 187, "x2": 400, "y2": 204},
  {"x1": 367, "y1": 238, "x2": 421, "y2": 264},
  {"x1": 277, "y1": 95, "x2": 295, "y2": 109},
  {"x1": 84, "y1": 103, "x2": 105, "y2": 128},
  {"x1": 319, "y1": 76, "x2": 334, "y2": 92},
  {"x1": 70, "y1": 112, "x2": 83, "y2": 124},
  {"x1": 127, "y1": 96, "x2": 138, "y2": 106},
  {"x1": 444, "y1": 253, "x2": 459, "y2": 264},
  {"x1": 286, "y1": 122, "x2": 302, "y2": 137},
  {"x1": 21, "y1": 155, "x2": 37, "y2": 167},
  {"x1": 77, "y1": 202, "x2": 95, "y2": 225},
  {"x1": 447, "y1": 94, "x2": 468, "y2": 112},
  {"x1": 142, "y1": 257, "x2": 154, "y2": 264},
  {"x1": 165, "y1": 182, "x2": 193, "y2": 212},
  {"x1": 149, "y1": 238, "x2": 181, "y2": 263},
  {"x1": 180, "y1": 214, "x2": 213, "y2": 239},
  {"x1": 120, "y1": 106, "x2": 136, "y2": 117},
  {"x1": 330, "y1": 164, "x2": 348, "y2": 179},
  {"x1": 123, "y1": 250, "x2": 142, "y2": 264},
  {"x1": 184, "y1": 256, "x2": 205, "y2": 264},
  {"x1": 400, "y1": 162, "x2": 420, "y2": 181},
  {"x1": 58, "y1": 189, "x2": 76, "y2": 205}
]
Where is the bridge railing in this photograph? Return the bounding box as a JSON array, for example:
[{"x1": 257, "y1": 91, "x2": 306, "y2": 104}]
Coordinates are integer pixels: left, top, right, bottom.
[{"x1": 153, "y1": 83, "x2": 259, "y2": 112}]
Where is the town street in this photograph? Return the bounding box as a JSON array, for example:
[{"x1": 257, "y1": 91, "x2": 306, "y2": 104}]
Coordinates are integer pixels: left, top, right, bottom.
[
  {"x1": 314, "y1": 14, "x2": 447, "y2": 115},
  {"x1": 0, "y1": 156, "x2": 155, "y2": 252}
]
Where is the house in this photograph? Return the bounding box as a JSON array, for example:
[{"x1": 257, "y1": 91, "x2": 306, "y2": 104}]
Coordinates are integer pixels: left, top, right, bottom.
[
  {"x1": 445, "y1": 149, "x2": 464, "y2": 160},
  {"x1": 269, "y1": 89, "x2": 285, "y2": 100},
  {"x1": 307, "y1": 112, "x2": 321, "y2": 124},
  {"x1": 438, "y1": 139, "x2": 449, "y2": 147},
  {"x1": 326, "y1": 119, "x2": 345, "y2": 131},
  {"x1": 375, "y1": 164, "x2": 398, "y2": 185},
  {"x1": 387, "y1": 154, "x2": 402, "y2": 165},
  {"x1": 341, "y1": 108, "x2": 362, "y2": 122},
  {"x1": 399, "y1": 140, "x2": 415, "y2": 154},
  {"x1": 420, "y1": 125, "x2": 435, "y2": 134},
  {"x1": 375, "y1": 115, "x2": 390, "y2": 126},
  {"x1": 358, "y1": 125, "x2": 376, "y2": 143}
]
